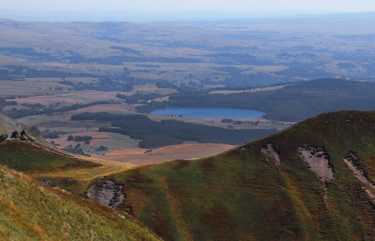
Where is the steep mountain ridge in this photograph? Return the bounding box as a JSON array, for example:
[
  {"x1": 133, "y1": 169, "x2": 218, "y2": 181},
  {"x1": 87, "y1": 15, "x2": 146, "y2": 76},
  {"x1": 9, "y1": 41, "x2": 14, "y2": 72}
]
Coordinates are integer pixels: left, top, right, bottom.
[
  {"x1": 3, "y1": 111, "x2": 375, "y2": 240},
  {"x1": 95, "y1": 110, "x2": 375, "y2": 240}
]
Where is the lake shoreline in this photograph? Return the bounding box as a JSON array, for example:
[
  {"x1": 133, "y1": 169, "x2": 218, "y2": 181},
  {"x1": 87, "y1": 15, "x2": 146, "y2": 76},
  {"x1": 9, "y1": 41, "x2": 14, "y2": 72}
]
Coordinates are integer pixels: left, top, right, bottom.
[{"x1": 150, "y1": 107, "x2": 265, "y2": 119}]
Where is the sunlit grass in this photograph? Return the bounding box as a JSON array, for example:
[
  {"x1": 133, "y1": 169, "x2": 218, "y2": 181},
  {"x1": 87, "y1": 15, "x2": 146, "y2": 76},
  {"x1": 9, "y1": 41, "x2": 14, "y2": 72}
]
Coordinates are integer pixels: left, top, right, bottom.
[
  {"x1": 0, "y1": 165, "x2": 161, "y2": 240},
  {"x1": 31, "y1": 165, "x2": 133, "y2": 181}
]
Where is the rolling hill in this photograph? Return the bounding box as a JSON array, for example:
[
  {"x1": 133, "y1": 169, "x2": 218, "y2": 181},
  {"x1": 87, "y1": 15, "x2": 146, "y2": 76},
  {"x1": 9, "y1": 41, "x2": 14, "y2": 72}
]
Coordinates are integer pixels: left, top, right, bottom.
[
  {"x1": 93, "y1": 110, "x2": 375, "y2": 240},
  {"x1": 1, "y1": 15, "x2": 375, "y2": 90}
]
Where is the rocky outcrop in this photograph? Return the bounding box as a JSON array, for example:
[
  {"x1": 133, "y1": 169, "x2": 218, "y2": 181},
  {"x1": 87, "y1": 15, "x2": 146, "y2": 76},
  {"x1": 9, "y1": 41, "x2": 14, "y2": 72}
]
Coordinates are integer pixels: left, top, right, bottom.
[
  {"x1": 0, "y1": 134, "x2": 8, "y2": 142},
  {"x1": 0, "y1": 114, "x2": 79, "y2": 159},
  {"x1": 41, "y1": 179, "x2": 56, "y2": 188},
  {"x1": 86, "y1": 177, "x2": 125, "y2": 208},
  {"x1": 20, "y1": 130, "x2": 33, "y2": 141},
  {"x1": 298, "y1": 146, "x2": 334, "y2": 183},
  {"x1": 344, "y1": 152, "x2": 375, "y2": 200},
  {"x1": 9, "y1": 130, "x2": 33, "y2": 141},
  {"x1": 11, "y1": 130, "x2": 20, "y2": 139},
  {"x1": 261, "y1": 143, "x2": 281, "y2": 166},
  {"x1": 0, "y1": 114, "x2": 36, "y2": 142}
]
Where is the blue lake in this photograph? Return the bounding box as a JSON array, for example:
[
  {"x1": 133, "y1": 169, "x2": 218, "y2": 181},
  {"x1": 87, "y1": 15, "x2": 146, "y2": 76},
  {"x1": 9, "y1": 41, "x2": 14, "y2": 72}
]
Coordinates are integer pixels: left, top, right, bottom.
[{"x1": 150, "y1": 108, "x2": 265, "y2": 119}]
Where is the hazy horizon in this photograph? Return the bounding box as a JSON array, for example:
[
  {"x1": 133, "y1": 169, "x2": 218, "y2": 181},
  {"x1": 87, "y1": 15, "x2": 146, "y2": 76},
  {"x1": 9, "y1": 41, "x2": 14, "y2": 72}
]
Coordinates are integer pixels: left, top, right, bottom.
[
  {"x1": 0, "y1": 9, "x2": 374, "y2": 23},
  {"x1": 2, "y1": 0, "x2": 375, "y2": 12},
  {"x1": 1, "y1": 0, "x2": 375, "y2": 22}
]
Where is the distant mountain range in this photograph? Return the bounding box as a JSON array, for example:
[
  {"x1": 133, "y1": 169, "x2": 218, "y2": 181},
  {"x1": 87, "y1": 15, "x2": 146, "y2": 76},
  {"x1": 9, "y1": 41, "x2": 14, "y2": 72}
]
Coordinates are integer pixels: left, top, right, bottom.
[{"x1": 1, "y1": 15, "x2": 375, "y2": 90}]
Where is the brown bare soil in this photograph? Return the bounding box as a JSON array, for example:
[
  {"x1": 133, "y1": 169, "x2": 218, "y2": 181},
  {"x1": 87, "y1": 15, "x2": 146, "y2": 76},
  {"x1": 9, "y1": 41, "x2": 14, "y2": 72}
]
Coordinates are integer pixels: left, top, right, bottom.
[
  {"x1": 73, "y1": 105, "x2": 131, "y2": 113},
  {"x1": 10, "y1": 91, "x2": 121, "y2": 106},
  {"x1": 92, "y1": 143, "x2": 234, "y2": 165},
  {"x1": 11, "y1": 96, "x2": 77, "y2": 105}
]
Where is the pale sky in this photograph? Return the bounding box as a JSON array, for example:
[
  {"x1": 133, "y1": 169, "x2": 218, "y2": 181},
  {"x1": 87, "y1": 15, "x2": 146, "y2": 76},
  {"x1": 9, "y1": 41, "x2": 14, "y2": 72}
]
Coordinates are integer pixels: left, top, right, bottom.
[{"x1": 1, "y1": 0, "x2": 375, "y2": 12}]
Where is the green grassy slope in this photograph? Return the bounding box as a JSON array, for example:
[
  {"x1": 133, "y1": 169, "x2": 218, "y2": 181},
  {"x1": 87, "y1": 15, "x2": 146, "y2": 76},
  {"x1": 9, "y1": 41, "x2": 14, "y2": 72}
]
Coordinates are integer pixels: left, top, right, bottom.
[
  {"x1": 0, "y1": 115, "x2": 160, "y2": 239},
  {"x1": 0, "y1": 142, "x2": 99, "y2": 173},
  {"x1": 0, "y1": 141, "x2": 134, "y2": 196},
  {"x1": 0, "y1": 165, "x2": 161, "y2": 241},
  {"x1": 0, "y1": 113, "x2": 130, "y2": 195},
  {"x1": 109, "y1": 110, "x2": 375, "y2": 240}
]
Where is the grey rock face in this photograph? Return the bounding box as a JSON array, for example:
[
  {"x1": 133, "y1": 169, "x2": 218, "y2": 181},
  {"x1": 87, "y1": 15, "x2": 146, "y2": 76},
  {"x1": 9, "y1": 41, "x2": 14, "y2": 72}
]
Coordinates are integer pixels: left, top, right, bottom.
[
  {"x1": 11, "y1": 131, "x2": 20, "y2": 138},
  {"x1": 86, "y1": 177, "x2": 125, "y2": 208},
  {"x1": 344, "y1": 152, "x2": 375, "y2": 200},
  {"x1": 261, "y1": 143, "x2": 281, "y2": 166},
  {"x1": 41, "y1": 179, "x2": 56, "y2": 188},
  {"x1": 298, "y1": 145, "x2": 334, "y2": 183},
  {"x1": 20, "y1": 130, "x2": 33, "y2": 141},
  {"x1": 0, "y1": 134, "x2": 8, "y2": 142}
]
